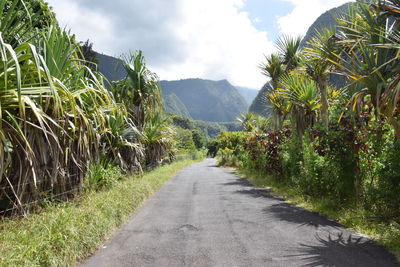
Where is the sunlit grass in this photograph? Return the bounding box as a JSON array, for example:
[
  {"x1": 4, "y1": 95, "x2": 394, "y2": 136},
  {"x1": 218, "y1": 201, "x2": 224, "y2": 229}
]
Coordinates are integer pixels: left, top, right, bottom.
[{"x1": 0, "y1": 159, "x2": 200, "y2": 267}]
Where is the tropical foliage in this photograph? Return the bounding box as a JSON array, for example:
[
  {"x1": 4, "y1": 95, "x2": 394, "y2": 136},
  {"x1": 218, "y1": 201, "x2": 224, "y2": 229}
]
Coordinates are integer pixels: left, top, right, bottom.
[
  {"x1": 0, "y1": 0, "x2": 177, "y2": 216},
  {"x1": 218, "y1": 0, "x2": 400, "y2": 223}
]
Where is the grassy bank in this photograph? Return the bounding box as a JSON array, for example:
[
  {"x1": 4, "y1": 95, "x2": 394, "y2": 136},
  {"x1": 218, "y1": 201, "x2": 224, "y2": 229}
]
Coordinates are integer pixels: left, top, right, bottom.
[
  {"x1": 236, "y1": 167, "x2": 400, "y2": 260},
  {"x1": 0, "y1": 159, "x2": 201, "y2": 267}
]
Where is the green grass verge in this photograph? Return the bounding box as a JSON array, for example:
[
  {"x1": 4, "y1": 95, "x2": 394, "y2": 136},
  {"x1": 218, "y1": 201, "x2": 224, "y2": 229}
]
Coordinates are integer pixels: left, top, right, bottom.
[
  {"x1": 0, "y1": 159, "x2": 201, "y2": 267},
  {"x1": 237, "y1": 167, "x2": 400, "y2": 261}
]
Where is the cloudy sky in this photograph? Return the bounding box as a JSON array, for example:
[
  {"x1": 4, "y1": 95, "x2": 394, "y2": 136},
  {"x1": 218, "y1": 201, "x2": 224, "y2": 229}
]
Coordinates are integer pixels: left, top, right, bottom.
[{"x1": 46, "y1": 0, "x2": 353, "y2": 89}]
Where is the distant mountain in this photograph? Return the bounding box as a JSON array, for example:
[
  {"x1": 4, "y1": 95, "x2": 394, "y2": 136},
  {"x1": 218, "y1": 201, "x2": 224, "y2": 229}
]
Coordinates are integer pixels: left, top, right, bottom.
[
  {"x1": 248, "y1": 83, "x2": 272, "y2": 116},
  {"x1": 235, "y1": 86, "x2": 259, "y2": 105},
  {"x1": 250, "y1": 2, "x2": 354, "y2": 116},
  {"x1": 300, "y1": 2, "x2": 353, "y2": 47},
  {"x1": 163, "y1": 93, "x2": 192, "y2": 118},
  {"x1": 161, "y1": 79, "x2": 248, "y2": 122},
  {"x1": 95, "y1": 53, "x2": 126, "y2": 82},
  {"x1": 95, "y1": 53, "x2": 248, "y2": 122}
]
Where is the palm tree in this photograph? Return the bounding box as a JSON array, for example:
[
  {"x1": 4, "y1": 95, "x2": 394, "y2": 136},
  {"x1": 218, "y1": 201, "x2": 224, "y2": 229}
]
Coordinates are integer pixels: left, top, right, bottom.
[
  {"x1": 373, "y1": 0, "x2": 400, "y2": 138},
  {"x1": 265, "y1": 83, "x2": 290, "y2": 131},
  {"x1": 275, "y1": 35, "x2": 303, "y2": 73},
  {"x1": 260, "y1": 35, "x2": 303, "y2": 131},
  {"x1": 332, "y1": 1, "x2": 400, "y2": 137},
  {"x1": 280, "y1": 73, "x2": 321, "y2": 136},
  {"x1": 112, "y1": 51, "x2": 162, "y2": 130},
  {"x1": 305, "y1": 28, "x2": 338, "y2": 127},
  {"x1": 112, "y1": 51, "x2": 173, "y2": 170},
  {"x1": 142, "y1": 111, "x2": 173, "y2": 169},
  {"x1": 237, "y1": 112, "x2": 269, "y2": 132},
  {"x1": 260, "y1": 53, "x2": 284, "y2": 89}
]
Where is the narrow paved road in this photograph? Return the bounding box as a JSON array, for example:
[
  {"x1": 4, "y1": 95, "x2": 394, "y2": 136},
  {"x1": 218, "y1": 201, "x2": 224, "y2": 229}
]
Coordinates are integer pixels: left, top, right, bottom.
[{"x1": 82, "y1": 159, "x2": 399, "y2": 267}]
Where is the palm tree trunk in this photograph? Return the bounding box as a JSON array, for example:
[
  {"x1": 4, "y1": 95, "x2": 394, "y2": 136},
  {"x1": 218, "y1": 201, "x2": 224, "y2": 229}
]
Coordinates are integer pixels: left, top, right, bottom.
[{"x1": 318, "y1": 78, "x2": 329, "y2": 128}]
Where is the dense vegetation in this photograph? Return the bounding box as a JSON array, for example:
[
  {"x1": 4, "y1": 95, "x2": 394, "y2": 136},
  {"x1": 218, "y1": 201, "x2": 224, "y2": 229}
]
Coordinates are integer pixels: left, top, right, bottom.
[
  {"x1": 0, "y1": 0, "x2": 201, "y2": 216},
  {"x1": 172, "y1": 115, "x2": 242, "y2": 139},
  {"x1": 217, "y1": 0, "x2": 400, "y2": 256}
]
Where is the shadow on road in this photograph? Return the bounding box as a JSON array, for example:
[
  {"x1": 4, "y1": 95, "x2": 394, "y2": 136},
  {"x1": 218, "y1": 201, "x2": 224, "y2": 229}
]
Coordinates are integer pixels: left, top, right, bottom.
[
  {"x1": 223, "y1": 178, "x2": 278, "y2": 199},
  {"x1": 235, "y1": 188, "x2": 275, "y2": 198},
  {"x1": 222, "y1": 176, "x2": 399, "y2": 266},
  {"x1": 264, "y1": 203, "x2": 341, "y2": 228},
  {"x1": 207, "y1": 165, "x2": 219, "y2": 168},
  {"x1": 222, "y1": 177, "x2": 252, "y2": 187},
  {"x1": 288, "y1": 232, "x2": 399, "y2": 267},
  {"x1": 224, "y1": 177, "x2": 340, "y2": 228}
]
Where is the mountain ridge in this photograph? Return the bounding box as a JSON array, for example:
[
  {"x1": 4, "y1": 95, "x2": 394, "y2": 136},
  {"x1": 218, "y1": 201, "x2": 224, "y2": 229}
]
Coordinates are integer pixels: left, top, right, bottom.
[
  {"x1": 95, "y1": 53, "x2": 250, "y2": 122},
  {"x1": 160, "y1": 78, "x2": 248, "y2": 122}
]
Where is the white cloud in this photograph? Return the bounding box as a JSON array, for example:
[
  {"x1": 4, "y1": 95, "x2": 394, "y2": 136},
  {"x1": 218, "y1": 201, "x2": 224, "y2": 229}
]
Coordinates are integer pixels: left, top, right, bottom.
[
  {"x1": 253, "y1": 17, "x2": 262, "y2": 24},
  {"x1": 157, "y1": 0, "x2": 274, "y2": 88},
  {"x1": 277, "y1": 0, "x2": 355, "y2": 36},
  {"x1": 46, "y1": 0, "x2": 274, "y2": 89}
]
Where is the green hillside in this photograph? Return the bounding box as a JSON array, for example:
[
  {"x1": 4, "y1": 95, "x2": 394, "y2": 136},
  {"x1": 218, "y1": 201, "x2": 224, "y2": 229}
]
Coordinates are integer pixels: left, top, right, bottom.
[
  {"x1": 95, "y1": 54, "x2": 249, "y2": 122},
  {"x1": 161, "y1": 79, "x2": 248, "y2": 122},
  {"x1": 96, "y1": 53, "x2": 127, "y2": 82},
  {"x1": 172, "y1": 116, "x2": 242, "y2": 139},
  {"x1": 164, "y1": 93, "x2": 192, "y2": 118},
  {"x1": 248, "y1": 82, "x2": 272, "y2": 116}
]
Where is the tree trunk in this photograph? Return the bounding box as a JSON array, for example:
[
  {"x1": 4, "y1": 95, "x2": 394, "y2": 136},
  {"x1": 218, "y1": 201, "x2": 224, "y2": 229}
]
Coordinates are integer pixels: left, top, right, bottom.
[{"x1": 318, "y1": 78, "x2": 329, "y2": 128}]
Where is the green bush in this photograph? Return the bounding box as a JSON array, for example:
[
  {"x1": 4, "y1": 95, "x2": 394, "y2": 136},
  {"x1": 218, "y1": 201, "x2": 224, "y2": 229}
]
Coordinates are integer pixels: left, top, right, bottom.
[
  {"x1": 173, "y1": 127, "x2": 197, "y2": 152},
  {"x1": 280, "y1": 137, "x2": 303, "y2": 185},
  {"x1": 207, "y1": 140, "x2": 219, "y2": 157},
  {"x1": 366, "y1": 140, "x2": 400, "y2": 220},
  {"x1": 299, "y1": 137, "x2": 335, "y2": 198},
  {"x1": 85, "y1": 163, "x2": 124, "y2": 191},
  {"x1": 191, "y1": 129, "x2": 207, "y2": 149},
  {"x1": 216, "y1": 131, "x2": 246, "y2": 166}
]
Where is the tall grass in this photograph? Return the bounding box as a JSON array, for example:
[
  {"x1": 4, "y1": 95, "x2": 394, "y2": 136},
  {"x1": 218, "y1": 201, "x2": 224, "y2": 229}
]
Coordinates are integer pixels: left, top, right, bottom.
[
  {"x1": 0, "y1": 0, "x2": 173, "y2": 215},
  {"x1": 0, "y1": 159, "x2": 200, "y2": 267}
]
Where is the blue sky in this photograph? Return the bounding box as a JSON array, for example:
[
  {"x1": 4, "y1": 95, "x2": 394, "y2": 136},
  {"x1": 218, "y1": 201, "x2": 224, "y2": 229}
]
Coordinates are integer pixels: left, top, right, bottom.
[
  {"x1": 47, "y1": 0, "x2": 352, "y2": 89},
  {"x1": 242, "y1": 0, "x2": 293, "y2": 41}
]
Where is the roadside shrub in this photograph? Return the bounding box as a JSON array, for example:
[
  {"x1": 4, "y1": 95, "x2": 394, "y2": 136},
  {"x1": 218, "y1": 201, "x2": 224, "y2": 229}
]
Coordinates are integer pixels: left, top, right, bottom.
[
  {"x1": 306, "y1": 117, "x2": 361, "y2": 202},
  {"x1": 216, "y1": 131, "x2": 246, "y2": 166},
  {"x1": 85, "y1": 162, "x2": 124, "y2": 191},
  {"x1": 191, "y1": 129, "x2": 207, "y2": 149},
  {"x1": 217, "y1": 148, "x2": 238, "y2": 166},
  {"x1": 173, "y1": 127, "x2": 197, "y2": 153},
  {"x1": 242, "y1": 127, "x2": 290, "y2": 177},
  {"x1": 207, "y1": 140, "x2": 219, "y2": 157},
  {"x1": 366, "y1": 140, "x2": 400, "y2": 220},
  {"x1": 280, "y1": 136, "x2": 303, "y2": 184},
  {"x1": 299, "y1": 136, "x2": 334, "y2": 198}
]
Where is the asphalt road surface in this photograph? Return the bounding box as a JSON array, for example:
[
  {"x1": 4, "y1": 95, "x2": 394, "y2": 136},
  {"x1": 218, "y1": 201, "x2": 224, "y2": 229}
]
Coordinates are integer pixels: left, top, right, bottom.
[{"x1": 81, "y1": 159, "x2": 399, "y2": 267}]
